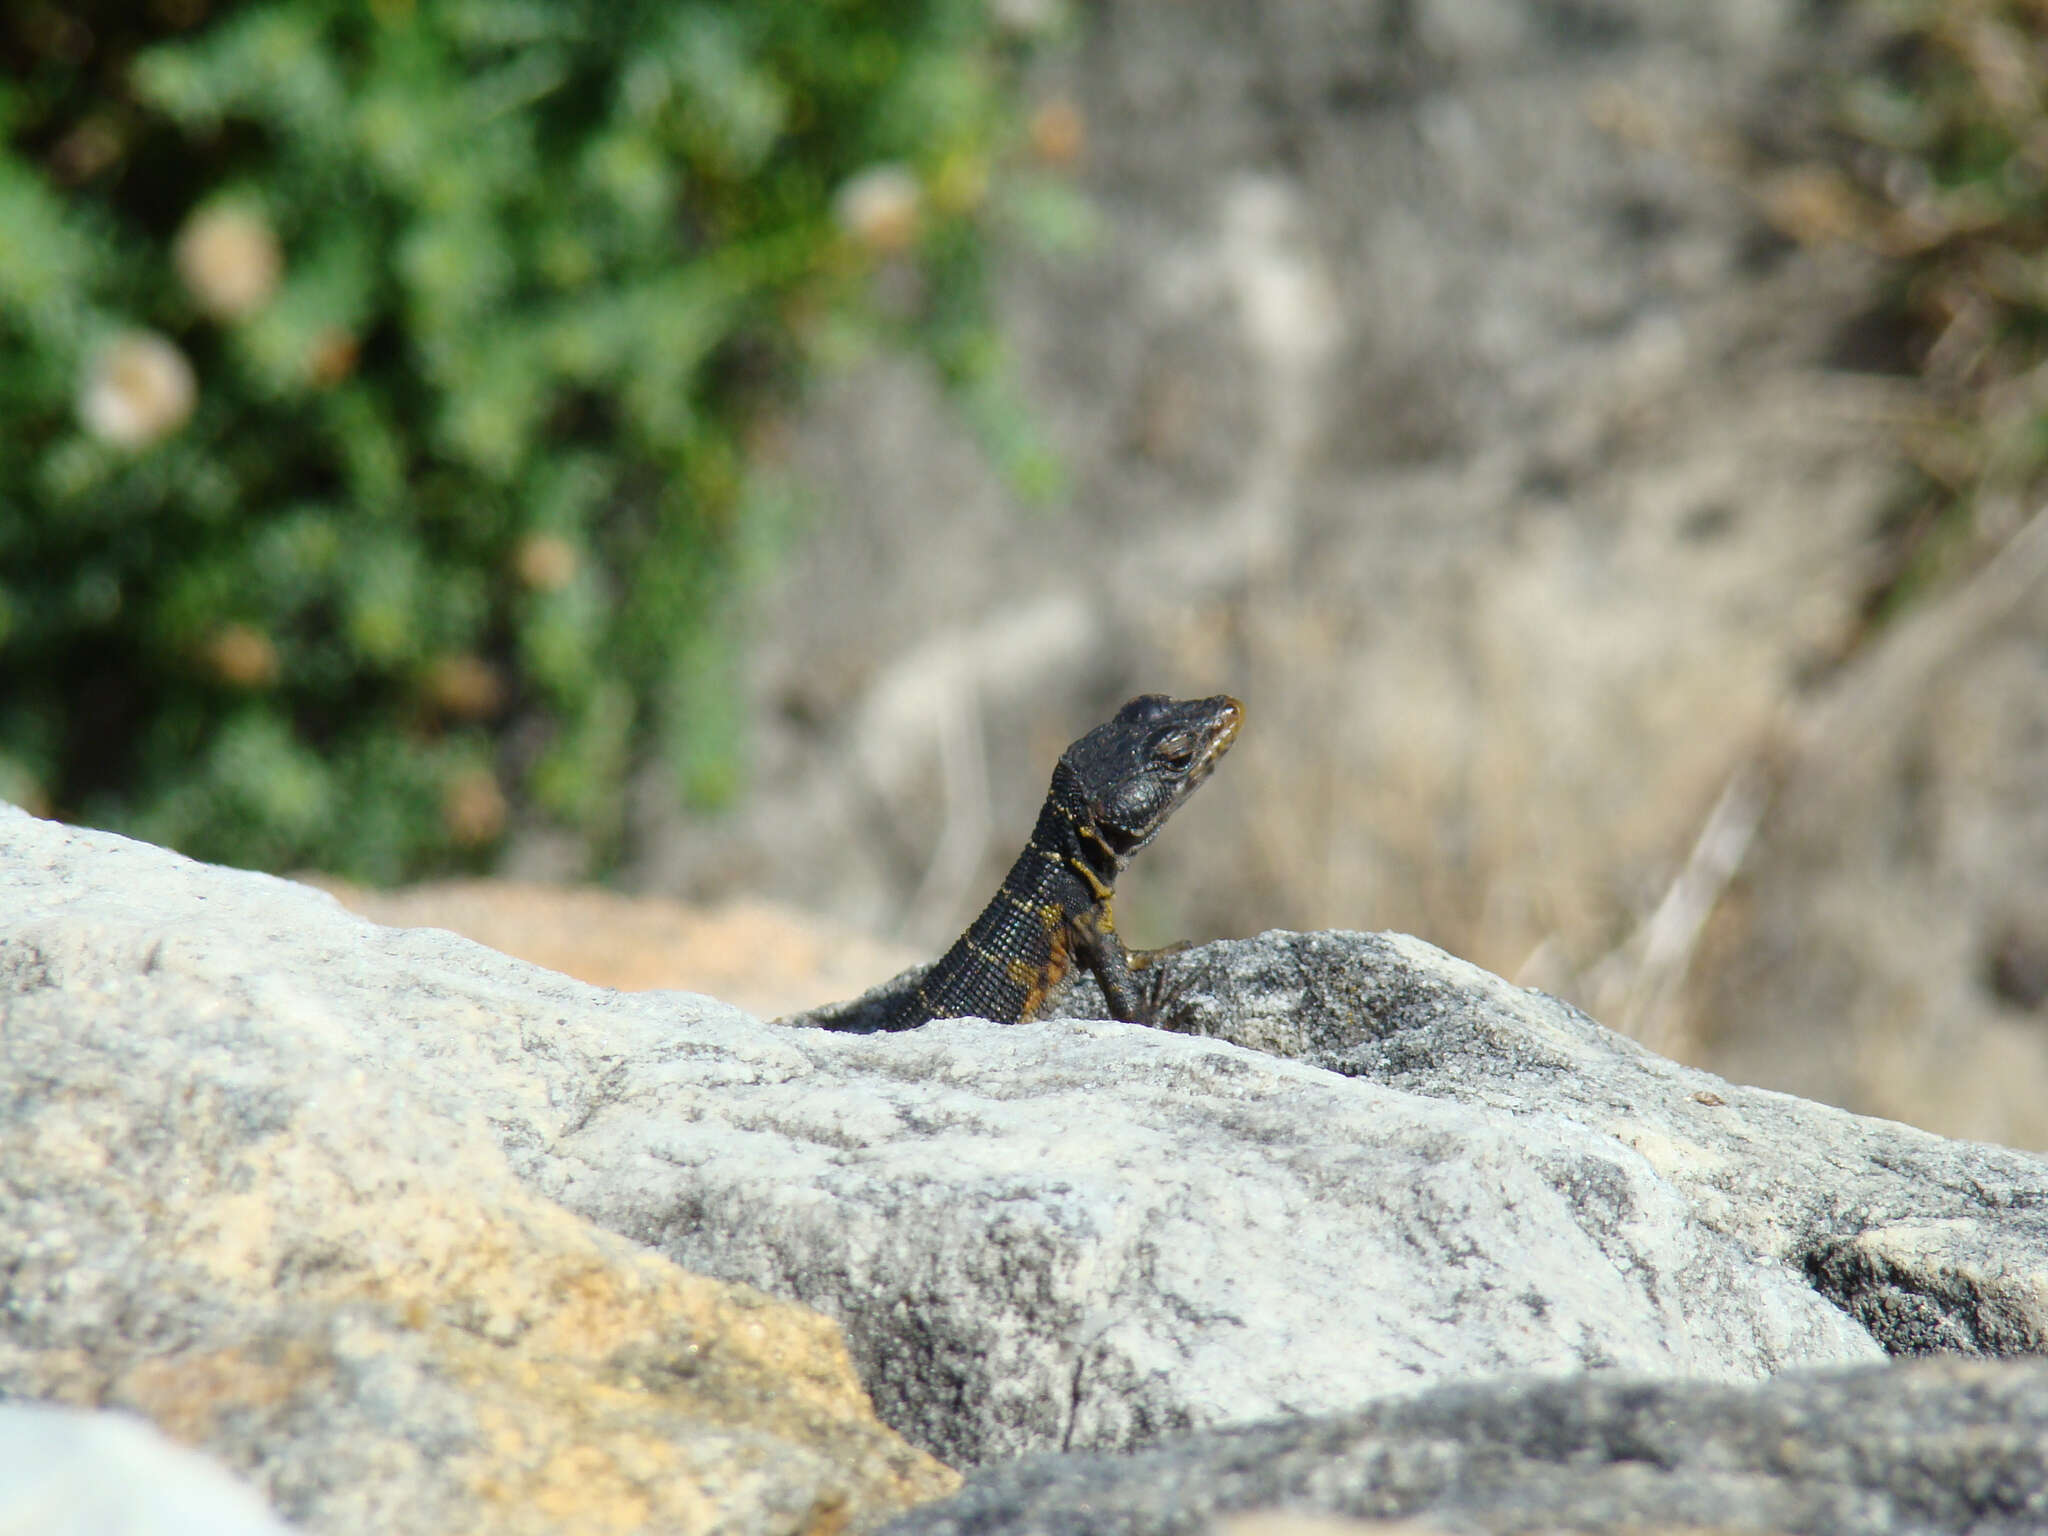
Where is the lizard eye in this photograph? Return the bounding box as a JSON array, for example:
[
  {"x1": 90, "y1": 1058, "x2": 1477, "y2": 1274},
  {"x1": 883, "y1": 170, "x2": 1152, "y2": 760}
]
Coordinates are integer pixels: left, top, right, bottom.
[{"x1": 1154, "y1": 732, "x2": 1196, "y2": 767}]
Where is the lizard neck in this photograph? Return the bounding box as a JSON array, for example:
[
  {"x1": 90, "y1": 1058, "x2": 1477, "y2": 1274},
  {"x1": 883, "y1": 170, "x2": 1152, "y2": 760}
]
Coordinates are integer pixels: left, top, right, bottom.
[{"x1": 1045, "y1": 758, "x2": 1120, "y2": 897}]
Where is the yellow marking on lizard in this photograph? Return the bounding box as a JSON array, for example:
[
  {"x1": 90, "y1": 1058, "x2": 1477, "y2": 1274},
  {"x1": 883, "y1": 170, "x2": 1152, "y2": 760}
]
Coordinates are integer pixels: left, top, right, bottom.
[
  {"x1": 963, "y1": 937, "x2": 1007, "y2": 968},
  {"x1": 1068, "y1": 856, "x2": 1113, "y2": 903},
  {"x1": 996, "y1": 886, "x2": 1070, "y2": 936},
  {"x1": 1016, "y1": 929, "x2": 1073, "y2": 1022},
  {"x1": 998, "y1": 885, "x2": 1045, "y2": 920}
]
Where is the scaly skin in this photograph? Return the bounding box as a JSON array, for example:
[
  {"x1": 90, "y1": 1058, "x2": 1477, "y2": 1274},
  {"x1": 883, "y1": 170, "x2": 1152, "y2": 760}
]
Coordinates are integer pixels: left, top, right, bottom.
[{"x1": 876, "y1": 693, "x2": 1242, "y2": 1030}]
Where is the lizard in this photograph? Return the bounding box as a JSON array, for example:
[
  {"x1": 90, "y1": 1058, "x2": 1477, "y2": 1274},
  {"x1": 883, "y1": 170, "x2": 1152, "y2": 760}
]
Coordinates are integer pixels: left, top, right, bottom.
[{"x1": 869, "y1": 692, "x2": 1242, "y2": 1032}]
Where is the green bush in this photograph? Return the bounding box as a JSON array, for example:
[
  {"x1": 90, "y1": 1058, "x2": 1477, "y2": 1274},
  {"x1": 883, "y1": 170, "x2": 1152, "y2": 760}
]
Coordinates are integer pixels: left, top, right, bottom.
[{"x1": 0, "y1": 0, "x2": 1060, "y2": 880}]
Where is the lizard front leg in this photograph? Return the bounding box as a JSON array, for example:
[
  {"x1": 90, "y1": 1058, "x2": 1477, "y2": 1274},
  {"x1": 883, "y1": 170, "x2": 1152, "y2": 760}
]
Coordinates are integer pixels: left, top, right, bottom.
[
  {"x1": 1071, "y1": 902, "x2": 1150, "y2": 1023},
  {"x1": 1126, "y1": 940, "x2": 1192, "y2": 1022}
]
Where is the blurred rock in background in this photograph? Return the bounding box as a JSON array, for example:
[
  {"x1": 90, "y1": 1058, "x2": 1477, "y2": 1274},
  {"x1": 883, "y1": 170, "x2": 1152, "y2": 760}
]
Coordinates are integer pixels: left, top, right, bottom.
[
  {"x1": 1692, "y1": 512, "x2": 2048, "y2": 1147},
  {"x1": 320, "y1": 876, "x2": 915, "y2": 1022}
]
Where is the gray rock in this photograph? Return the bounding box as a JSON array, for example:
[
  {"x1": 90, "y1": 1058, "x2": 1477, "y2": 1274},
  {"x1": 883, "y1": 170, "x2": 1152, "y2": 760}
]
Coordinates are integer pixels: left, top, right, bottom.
[
  {"x1": 0, "y1": 805, "x2": 955, "y2": 1535},
  {"x1": 1142, "y1": 929, "x2": 2048, "y2": 1361},
  {"x1": 0, "y1": 1402, "x2": 293, "y2": 1536},
  {"x1": 881, "y1": 1357, "x2": 2048, "y2": 1536},
  {"x1": 12, "y1": 807, "x2": 2048, "y2": 1485},
  {"x1": 639, "y1": 979, "x2": 1878, "y2": 1469}
]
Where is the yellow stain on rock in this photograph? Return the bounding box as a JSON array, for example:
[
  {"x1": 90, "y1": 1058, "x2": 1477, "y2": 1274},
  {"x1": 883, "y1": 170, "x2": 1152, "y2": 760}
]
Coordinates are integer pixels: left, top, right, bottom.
[{"x1": 12, "y1": 1062, "x2": 957, "y2": 1536}]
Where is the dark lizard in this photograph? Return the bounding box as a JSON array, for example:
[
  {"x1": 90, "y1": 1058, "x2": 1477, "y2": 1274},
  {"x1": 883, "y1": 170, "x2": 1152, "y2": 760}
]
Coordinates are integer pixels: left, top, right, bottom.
[{"x1": 869, "y1": 692, "x2": 1242, "y2": 1031}]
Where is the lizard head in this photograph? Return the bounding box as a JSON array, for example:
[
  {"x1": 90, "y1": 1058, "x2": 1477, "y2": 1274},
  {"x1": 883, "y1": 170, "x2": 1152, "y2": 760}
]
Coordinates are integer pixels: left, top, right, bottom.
[{"x1": 1061, "y1": 693, "x2": 1243, "y2": 862}]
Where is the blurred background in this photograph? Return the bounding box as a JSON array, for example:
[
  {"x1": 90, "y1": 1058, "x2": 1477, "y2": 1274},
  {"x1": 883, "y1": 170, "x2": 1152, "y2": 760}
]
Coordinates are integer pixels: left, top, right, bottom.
[{"x1": 6, "y1": 0, "x2": 2048, "y2": 1146}]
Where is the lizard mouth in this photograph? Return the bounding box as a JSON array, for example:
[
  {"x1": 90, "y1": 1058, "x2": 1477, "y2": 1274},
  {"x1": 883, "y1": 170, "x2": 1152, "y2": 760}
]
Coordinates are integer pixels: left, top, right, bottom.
[{"x1": 1189, "y1": 696, "x2": 1243, "y2": 782}]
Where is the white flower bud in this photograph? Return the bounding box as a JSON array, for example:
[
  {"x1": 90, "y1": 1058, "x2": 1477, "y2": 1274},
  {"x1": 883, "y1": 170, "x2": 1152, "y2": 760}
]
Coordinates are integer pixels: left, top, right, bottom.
[
  {"x1": 175, "y1": 204, "x2": 282, "y2": 321},
  {"x1": 833, "y1": 164, "x2": 923, "y2": 254},
  {"x1": 992, "y1": 0, "x2": 1065, "y2": 37},
  {"x1": 78, "y1": 330, "x2": 197, "y2": 448}
]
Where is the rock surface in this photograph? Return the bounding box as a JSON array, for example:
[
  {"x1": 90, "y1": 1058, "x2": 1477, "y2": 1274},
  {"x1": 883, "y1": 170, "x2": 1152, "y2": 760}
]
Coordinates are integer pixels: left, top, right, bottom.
[
  {"x1": 0, "y1": 806, "x2": 953, "y2": 1535},
  {"x1": 883, "y1": 1357, "x2": 2048, "y2": 1536},
  {"x1": 11, "y1": 806, "x2": 2048, "y2": 1492},
  {"x1": 1143, "y1": 930, "x2": 2048, "y2": 1360}
]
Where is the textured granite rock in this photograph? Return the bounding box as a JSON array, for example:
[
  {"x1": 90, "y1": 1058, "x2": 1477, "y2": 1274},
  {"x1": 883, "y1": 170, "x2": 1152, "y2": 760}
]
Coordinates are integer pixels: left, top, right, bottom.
[
  {"x1": 882, "y1": 1358, "x2": 2048, "y2": 1536},
  {"x1": 14, "y1": 807, "x2": 2048, "y2": 1491},
  {"x1": 0, "y1": 807, "x2": 953, "y2": 1535},
  {"x1": 1141, "y1": 929, "x2": 2048, "y2": 1361}
]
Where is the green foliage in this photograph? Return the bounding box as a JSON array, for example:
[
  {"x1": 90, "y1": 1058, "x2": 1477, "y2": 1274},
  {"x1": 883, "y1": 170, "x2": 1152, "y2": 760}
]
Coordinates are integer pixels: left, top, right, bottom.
[
  {"x1": 0, "y1": 0, "x2": 1059, "y2": 880},
  {"x1": 1833, "y1": 0, "x2": 2048, "y2": 605}
]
